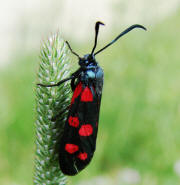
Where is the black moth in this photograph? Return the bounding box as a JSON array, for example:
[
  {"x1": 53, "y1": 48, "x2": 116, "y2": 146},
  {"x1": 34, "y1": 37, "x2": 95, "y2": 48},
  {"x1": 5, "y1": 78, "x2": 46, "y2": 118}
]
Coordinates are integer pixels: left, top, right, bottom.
[{"x1": 38, "y1": 21, "x2": 146, "y2": 175}]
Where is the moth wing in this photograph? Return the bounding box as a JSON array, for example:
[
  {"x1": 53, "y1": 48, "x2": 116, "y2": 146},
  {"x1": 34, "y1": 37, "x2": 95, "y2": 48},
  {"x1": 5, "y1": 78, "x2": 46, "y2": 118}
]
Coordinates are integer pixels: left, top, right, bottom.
[{"x1": 59, "y1": 82, "x2": 102, "y2": 175}]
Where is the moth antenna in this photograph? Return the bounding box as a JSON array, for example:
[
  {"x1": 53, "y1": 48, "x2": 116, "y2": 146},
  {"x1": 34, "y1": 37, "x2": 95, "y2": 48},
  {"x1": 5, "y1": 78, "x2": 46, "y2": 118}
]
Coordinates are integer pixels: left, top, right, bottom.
[
  {"x1": 91, "y1": 21, "x2": 105, "y2": 55},
  {"x1": 94, "y1": 24, "x2": 147, "y2": 55}
]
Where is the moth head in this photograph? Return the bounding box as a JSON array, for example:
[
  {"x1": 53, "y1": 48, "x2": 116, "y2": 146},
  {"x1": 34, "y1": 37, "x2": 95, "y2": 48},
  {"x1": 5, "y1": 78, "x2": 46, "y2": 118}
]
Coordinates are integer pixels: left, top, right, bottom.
[{"x1": 79, "y1": 54, "x2": 96, "y2": 67}]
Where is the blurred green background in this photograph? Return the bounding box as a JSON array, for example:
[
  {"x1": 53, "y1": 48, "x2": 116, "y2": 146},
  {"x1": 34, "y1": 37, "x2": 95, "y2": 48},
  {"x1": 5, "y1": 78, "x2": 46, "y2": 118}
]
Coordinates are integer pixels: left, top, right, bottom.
[{"x1": 1, "y1": 1, "x2": 180, "y2": 184}]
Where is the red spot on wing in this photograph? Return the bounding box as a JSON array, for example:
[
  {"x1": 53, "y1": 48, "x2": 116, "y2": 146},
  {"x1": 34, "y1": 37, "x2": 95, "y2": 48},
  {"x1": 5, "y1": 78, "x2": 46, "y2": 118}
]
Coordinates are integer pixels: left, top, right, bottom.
[
  {"x1": 81, "y1": 87, "x2": 93, "y2": 102},
  {"x1": 71, "y1": 82, "x2": 82, "y2": 104},
  {"x1": 68, "y1": 116, "x2": 79, "y2": 127},
  {"x1": 77, "y1": 152, "x2": 88, "y2": 160},
  {"x1": 79, "y1": 124, "x2": 93, "y2": 136},
  {"x1": 65, "y1": 144, "x2": 79, "y2": 154}
]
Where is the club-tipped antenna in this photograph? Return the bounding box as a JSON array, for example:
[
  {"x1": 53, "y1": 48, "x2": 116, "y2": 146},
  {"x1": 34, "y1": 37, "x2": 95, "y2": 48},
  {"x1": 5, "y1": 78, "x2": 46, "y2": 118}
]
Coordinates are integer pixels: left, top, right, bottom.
[
  {"x1": 94, "y1": 24, "x2": 146, "y2": 56},
  {"x1": 91, "y1": 21, "x2": 105, "y2": 55},
  {"x1": 66, "y1": 41, "x2": 81, "y2": 59}
]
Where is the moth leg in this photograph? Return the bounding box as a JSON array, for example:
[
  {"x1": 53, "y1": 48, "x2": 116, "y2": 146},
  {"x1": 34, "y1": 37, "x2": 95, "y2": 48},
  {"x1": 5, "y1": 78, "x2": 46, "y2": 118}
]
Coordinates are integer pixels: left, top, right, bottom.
[
  {"x1": 37, "y1": 68, "x2": 82, "y2": 88},
  {"x1": 70, "y1": 68, "x2": 83, "y2": 91},
  {"x1": 37, "y1": 76, "x2": 75, "y2": 87},
  {"x1": 51, "y1": 69, "x2": 83, "y2": 121},
  {"x1": 71, "y1": 78, "x2": 77, "y2": 91}
]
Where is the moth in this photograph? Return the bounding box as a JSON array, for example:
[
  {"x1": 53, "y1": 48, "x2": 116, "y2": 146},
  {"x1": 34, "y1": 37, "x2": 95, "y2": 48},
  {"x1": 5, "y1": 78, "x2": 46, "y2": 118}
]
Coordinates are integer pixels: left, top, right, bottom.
[{"x1": 38, "y1": 21, "x2": 146, "y2": 175}]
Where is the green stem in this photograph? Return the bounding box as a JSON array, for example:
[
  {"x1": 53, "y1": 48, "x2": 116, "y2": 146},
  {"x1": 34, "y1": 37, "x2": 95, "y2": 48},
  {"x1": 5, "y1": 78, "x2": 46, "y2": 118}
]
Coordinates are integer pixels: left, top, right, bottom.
[{"x1": 34, "y1": 33, "x2": 72, "y2": 185}]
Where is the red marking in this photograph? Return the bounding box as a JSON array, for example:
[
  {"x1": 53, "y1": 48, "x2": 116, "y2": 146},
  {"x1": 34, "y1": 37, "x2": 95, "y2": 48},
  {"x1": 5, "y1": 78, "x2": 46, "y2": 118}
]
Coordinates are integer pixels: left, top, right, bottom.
[
  {"x1": 65, "y1": 144, "x2": 79, "y2": 154},
  {"x1": 68, "y1": 116, "x2": 79, "y2": 127},
  {"x1": 81, "y1": 87, "x2": 93, "y2": 102},
  {"x1": 71, "y1": 82, "x2": 82, "y2": 104},
  {"x1": 77, "y1": 152, "x2": 88, "y2": 160},
  {"x1": 79, "y1": 124, "x2": 93, "y2": 136}
]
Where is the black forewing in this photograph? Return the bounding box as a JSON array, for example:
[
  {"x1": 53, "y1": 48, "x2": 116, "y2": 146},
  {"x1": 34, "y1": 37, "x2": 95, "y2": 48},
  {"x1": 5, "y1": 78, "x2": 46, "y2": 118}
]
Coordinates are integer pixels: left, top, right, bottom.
[{"x1": 59, "y1": 82, "x2": 102, "y2": 175}]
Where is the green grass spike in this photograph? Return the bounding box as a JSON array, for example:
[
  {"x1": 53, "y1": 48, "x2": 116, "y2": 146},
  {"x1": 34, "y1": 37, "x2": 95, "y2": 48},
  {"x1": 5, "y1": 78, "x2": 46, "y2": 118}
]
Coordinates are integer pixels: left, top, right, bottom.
[{"x1": 34, "y1": 33, "x2": 72, "y2": 185}]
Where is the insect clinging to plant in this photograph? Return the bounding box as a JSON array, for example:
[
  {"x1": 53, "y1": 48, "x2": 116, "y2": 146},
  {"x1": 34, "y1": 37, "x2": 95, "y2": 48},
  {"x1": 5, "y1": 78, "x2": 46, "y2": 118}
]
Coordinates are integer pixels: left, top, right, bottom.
[{"x1": 37, "y1": 21, "x2": 146, "y2": 175}]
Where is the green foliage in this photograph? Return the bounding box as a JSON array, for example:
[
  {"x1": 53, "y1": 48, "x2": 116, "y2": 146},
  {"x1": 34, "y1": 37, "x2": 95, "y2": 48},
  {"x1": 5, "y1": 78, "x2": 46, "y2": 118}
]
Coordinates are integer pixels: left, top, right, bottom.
[{"x1": 34, "y1": 34, "x2": 72, "y2": 185}]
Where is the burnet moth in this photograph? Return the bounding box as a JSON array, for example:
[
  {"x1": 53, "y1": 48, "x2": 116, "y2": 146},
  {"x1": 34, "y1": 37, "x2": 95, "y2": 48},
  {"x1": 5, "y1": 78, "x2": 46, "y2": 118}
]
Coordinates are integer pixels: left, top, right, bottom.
[{"x1": 37, "y1": 22, "x2": 146, "y2": 175}]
